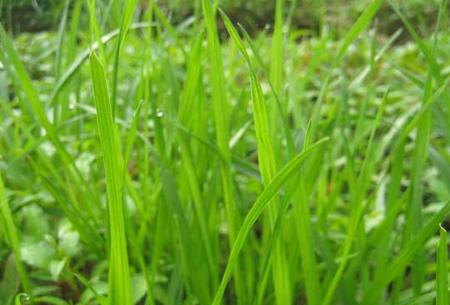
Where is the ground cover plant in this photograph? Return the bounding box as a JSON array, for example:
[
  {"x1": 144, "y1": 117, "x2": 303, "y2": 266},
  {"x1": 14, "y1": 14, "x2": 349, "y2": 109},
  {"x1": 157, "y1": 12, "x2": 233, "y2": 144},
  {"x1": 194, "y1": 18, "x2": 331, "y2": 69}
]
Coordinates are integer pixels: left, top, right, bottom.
[{"x1": 0, "y1": 0, "x2": 450, "y2": 304}]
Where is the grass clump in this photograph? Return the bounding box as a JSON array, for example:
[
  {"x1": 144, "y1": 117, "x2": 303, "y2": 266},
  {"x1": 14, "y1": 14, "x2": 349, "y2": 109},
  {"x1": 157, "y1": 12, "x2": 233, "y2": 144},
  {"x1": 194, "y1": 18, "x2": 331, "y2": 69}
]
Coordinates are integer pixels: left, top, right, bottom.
[{"x1": 0, "y1": 1, "x2": 449, "y2": 305}]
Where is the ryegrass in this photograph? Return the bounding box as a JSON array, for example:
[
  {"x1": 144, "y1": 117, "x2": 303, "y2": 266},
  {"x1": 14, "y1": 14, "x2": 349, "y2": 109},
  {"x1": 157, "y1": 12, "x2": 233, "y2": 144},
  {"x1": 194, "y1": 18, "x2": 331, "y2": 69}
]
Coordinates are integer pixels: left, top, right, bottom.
[{"x1": 0, "y1": 0, "x2": 449, "y2": 305}]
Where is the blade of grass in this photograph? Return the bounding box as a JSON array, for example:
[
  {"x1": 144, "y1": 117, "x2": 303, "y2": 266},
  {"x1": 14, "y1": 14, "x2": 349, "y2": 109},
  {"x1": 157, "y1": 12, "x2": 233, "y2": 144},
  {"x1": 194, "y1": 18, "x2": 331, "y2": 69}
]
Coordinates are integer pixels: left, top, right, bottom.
[
  {"x1": 201, "y1": 0, "x2": 244, "y2": 302},
  {"x1": 89, "y1": 52, "x2": 131, "y2": 305},
  {"x1": 211, "y1": 137, "x2": 329, "y2": 305},
  {"x1": 221, "y1": 10, "x2": 310, "y2": 305},
  {"x1": 436, "y1": 225, "x2": 448, "y2": 305}
]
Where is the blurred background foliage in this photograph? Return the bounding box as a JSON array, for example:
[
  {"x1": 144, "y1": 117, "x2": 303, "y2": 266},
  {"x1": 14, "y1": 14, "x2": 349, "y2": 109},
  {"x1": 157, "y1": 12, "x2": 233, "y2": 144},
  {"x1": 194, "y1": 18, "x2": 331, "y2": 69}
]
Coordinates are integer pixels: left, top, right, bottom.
[{"x1": 0, "y1": 0, "x2": 447, "y2": 37}]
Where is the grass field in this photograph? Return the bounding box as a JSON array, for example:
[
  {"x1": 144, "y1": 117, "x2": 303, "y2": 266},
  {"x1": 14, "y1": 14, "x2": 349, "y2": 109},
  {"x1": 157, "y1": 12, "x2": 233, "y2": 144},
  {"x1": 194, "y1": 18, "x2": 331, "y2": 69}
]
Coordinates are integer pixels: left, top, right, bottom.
[{"x1": 1, "y1": 0, "x2": 450, "y2": 304}]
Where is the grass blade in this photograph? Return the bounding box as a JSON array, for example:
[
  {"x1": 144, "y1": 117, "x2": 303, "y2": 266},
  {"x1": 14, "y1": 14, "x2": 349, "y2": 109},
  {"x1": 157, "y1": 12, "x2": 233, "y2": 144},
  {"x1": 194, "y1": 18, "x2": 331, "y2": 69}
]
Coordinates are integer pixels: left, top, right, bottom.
[
  {"x1": 202, "y1": 0, "x2": 244, "y2": 302},
  {"x1": 89, "y1": 52, "x2": 131, "y2": 305},
  {"x1": 211, "y1": 137, "x2": 329, "y2": 305},
  {"x1": 436, "y1": 225, "x2": 448, "y2": 305}
]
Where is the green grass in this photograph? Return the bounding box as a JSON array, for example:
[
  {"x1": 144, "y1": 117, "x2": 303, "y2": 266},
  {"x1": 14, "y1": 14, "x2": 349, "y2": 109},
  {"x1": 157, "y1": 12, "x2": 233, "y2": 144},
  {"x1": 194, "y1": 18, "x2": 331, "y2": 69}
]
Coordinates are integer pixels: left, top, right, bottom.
[
  {"x1": 0, "y1": 0, "x2": 450, "y2": 305},
  {"x1": 90, "y1": 51, "x2": 131, "y2": 305},
  {"x1": 437, "y1": 225, "x2": 448, "y2": 305}
]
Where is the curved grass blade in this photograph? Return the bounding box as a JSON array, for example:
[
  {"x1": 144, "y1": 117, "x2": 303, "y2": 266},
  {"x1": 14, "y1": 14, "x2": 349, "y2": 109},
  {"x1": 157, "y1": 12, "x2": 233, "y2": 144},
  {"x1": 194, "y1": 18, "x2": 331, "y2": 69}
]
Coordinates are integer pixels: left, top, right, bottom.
[
  {"x1": 220, "y1": 10, "x2": 303, "y2": 305},
  {"x1": 211, "y1": 137, "x2": 329, "y2": 305}
]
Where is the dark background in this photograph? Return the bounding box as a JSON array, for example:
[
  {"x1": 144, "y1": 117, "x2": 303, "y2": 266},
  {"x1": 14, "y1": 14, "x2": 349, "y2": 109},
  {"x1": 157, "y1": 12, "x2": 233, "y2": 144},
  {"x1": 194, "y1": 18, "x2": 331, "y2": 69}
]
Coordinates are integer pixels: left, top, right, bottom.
[{"x1": 1, "y1": 0, "x2": 446, "y2": 38}]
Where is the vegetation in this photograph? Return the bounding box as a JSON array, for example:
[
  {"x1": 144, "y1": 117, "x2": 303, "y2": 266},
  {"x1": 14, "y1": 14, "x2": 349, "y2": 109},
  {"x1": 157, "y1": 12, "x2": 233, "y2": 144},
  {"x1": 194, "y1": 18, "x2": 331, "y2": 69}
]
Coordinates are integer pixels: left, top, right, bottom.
[{"x1": 0, "y1": 0, "x2": 449, "y2": 305}]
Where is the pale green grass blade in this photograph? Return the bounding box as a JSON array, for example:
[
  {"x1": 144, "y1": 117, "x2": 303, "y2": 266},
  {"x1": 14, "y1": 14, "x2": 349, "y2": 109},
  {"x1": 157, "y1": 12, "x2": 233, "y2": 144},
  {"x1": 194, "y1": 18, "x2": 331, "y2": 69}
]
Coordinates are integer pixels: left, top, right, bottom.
[
  {"x1": 220, "y1": 12, "x2": 294, "y2": 304},
  {"x1": 251, "y1": 73, "x2": 291, "y2": 304},
  {"x1": 436, "y1": 225, "x2": 448, "y2": 305},
  {"x1": 211, "y1": 137, "x2": 329, "y2": 305},
  {"x1": 250, "y1": 34, "x2": 291, "y2": 305},
  {"x1": 202, "y1": 0, "x2": 244, "y2": 302},
  {"x1": 89, "y1": 52, "x2": 131, "y2": 305}
]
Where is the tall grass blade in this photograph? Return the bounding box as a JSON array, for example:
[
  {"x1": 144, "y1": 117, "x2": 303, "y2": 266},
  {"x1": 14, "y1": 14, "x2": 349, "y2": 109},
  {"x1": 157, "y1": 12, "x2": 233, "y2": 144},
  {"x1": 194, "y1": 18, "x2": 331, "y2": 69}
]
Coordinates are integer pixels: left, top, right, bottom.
[
  {"x1": 89, "y1": 52, "x2": 131, "y2": 305},
  {"x1": 201, "y1": 0, "x2": 244, "y2": 302},
  {"x1": 436, "y1": 225, "x2": 448, "y2": 305},
  {"x1": 211, "y1": 137, "x2": 329, "y2": 305}
]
